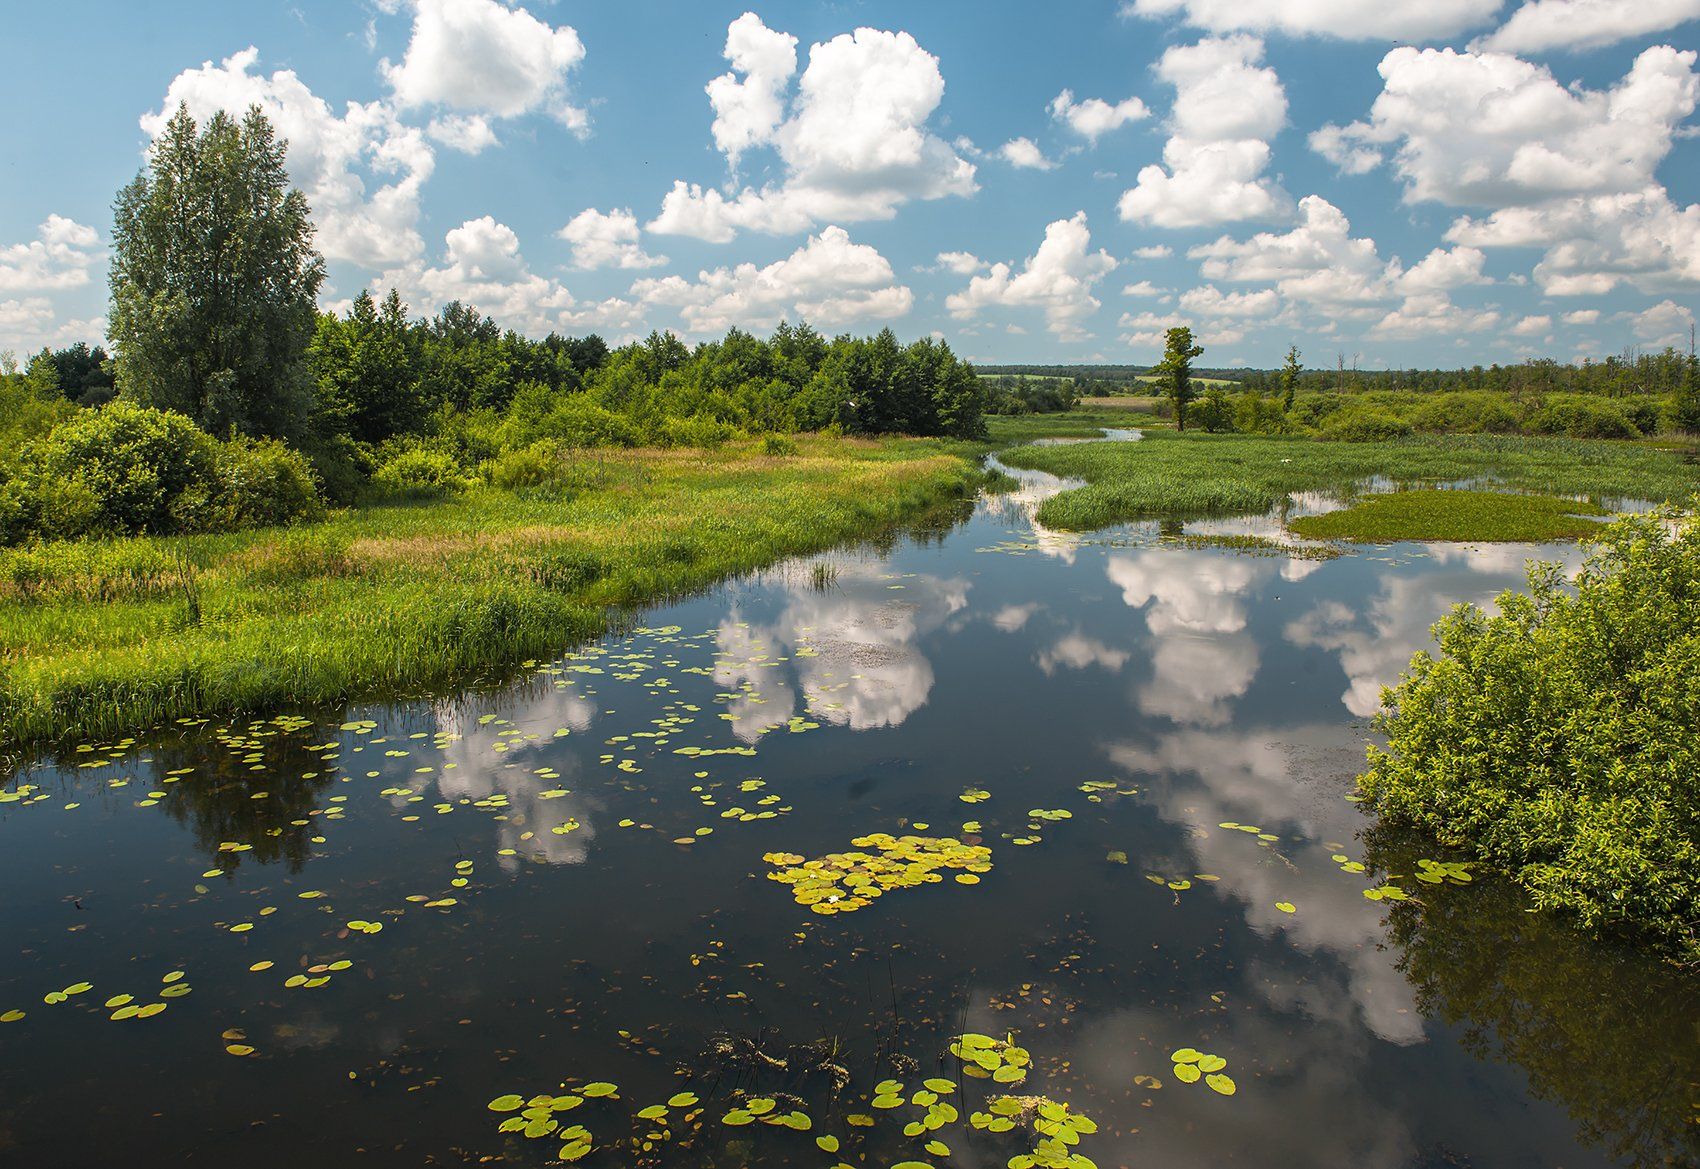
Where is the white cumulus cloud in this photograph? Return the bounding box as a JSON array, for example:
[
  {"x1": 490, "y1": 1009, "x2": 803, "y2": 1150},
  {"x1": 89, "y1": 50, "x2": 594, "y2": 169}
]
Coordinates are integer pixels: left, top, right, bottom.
[
  {"x1": 557, "y1": 208, "x2": 667, "y2": 270},
  {"x1": 380, "y1": 216, "x2": 641, "y2": 336},
  {"x1": 1121, "y1": 0, "x2": 1505, "y2": 42},
  {"x1": 383, "y1": 0, "x2": 588, "y2": 135},
  {"x1": 1118, "y1": 36, "x2": 1291, "y2": 229},
  {"x1": 946, "y1": 212, "x2": 1118, "y2": 341},
  {"x1": 632, "y1": 226, "x2": 912, "y2": 334},
  {"x1": 1049, "y1": 89, "x2": 1151, "y2": 143},
  {"x1": 0, "y1": 216, "x2": 102, "y2": 293},
  {"x1": 1478, "y1": 0, "x2": 1700, "y2": 54},
  {"x1": 649, "y1": 17, "x2": 976, "y2": 242}
]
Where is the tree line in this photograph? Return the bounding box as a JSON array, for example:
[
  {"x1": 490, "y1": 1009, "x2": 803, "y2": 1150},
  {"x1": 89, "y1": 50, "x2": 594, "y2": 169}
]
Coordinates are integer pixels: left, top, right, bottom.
[{"x1": 0, "y1": 104, "x2": 985, "y2": 544}]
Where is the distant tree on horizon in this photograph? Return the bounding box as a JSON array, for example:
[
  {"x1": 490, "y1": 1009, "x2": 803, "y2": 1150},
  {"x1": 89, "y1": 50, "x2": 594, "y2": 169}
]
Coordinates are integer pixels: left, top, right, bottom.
[{"x1": 1157, "y1": 326, "x2": 1205, "y2": 431}]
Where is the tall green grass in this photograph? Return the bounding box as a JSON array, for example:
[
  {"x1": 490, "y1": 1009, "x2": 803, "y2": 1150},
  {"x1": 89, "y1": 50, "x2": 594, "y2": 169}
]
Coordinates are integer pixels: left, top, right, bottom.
[
  {"x1": 999, "y1": 431, "x2": 1698, "y2": 531},
  {"x1": 0, "y1": 436, "x2": 979, "y2": 749}
]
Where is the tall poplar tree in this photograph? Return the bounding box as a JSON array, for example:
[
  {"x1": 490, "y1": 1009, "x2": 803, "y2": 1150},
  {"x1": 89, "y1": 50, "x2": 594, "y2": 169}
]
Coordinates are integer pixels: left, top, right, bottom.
[{"x1": 109, "y1": 103, "x2": 324, "y2": 439}]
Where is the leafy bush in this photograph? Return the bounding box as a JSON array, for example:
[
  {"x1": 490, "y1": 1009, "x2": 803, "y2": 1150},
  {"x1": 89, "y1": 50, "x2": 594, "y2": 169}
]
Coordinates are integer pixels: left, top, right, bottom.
[
  {"x1": 1190, "y1": 388, "x2": 1237, "y2": 433},
  {"x1": 516, "y1": 393, "x2": 641, "y2": 449},
  {"x1": 208, "y1": 437, "x2": 324, "y2": 529},
  {"x1": 655, "y1": 414, "x2": 736, "y2": 449},
  {"x1": 372, "y1": 444, "x2": 471, "y2": 498},
  {"x1": 0, "y1": 404, "x2": 323, "y2": 544},
  {"x1": 1318, "y1": 408, "x2": 1414, "y2": 442},
  {"x1": 1362, "y1": 509, "x2": 1700, "y2": 962},
  {"x1": 1529, "y1": 398, "x2": 1640, "y2": 440},
  {"x1": 483, "y1": 440, "x2": 604, "y2": 501},
  {"x1": 762, "y1": 434, "x2": 799, "y2": 457},
  {"x1": 23, "y1": 401, "x2": 218, "y2": 537},
  {"x1": 1409, "y1": 392, "x2": 1522, "y2": 435}
]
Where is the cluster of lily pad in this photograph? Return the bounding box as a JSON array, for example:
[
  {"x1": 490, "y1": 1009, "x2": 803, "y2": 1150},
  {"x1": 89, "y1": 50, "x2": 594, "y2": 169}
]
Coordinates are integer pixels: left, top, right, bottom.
[
  {"x1": 1414, "y1": 858, "x2": 1472, "y2": 885},
  {"x1": 488, "y1": 1082, "x2": 619, "y2": 1162},
  {"x1": 1170, "y1": 1047, "x2": 1237, "y2": 1096},
  {"x1": 987, "y1": 1096, "x2": 1100, "y2": 1169},
  {"x1": 721, "y1": 1095, "x2": 811, "y2": 1130},
  {"x1": 950, "y1": 1031, "x2": 1032, "y2": 1084},
  {"x1": 764, "y1": 833, "x2": 994, "y2": 915}
]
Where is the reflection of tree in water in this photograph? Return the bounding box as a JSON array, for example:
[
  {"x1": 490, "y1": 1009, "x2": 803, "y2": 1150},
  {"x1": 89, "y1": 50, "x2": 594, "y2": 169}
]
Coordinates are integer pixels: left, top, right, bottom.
[
  {"x1": 1370, "y1": 829, "x2": 1700, "y2": 1168},
  {"x1": 158, "y1": 726, "x2": 336, "y2": 874}
]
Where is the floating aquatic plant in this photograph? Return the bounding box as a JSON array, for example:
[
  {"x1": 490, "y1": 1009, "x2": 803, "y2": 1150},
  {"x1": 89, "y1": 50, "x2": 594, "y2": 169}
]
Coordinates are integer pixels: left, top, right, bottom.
[
  {"x1": 1170, "y1": 1047, "x2": 1237, "y2": 1096},
  {"x1": 950, "y1": 1032, "x2": 1032, "y2": 1084},
  {"x1": 764, "y1": 834, "x2": 993, "y2": 915}
]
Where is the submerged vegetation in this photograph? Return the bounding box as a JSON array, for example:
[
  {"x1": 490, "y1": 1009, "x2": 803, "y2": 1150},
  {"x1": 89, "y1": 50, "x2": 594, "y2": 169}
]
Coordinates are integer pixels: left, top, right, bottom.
[
  {"x1": 999, "y1": 430, "x2": 1696, "y2": 533},
  {"x1": 1363, "y1": 510, "x2": 1700, "y2": 963}
]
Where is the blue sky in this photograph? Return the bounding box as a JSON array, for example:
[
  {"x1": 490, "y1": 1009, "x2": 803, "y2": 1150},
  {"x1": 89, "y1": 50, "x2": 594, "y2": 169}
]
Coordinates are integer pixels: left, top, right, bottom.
[{"x1": 2, "y1": 0, "x2": 1697, "y2": 368}]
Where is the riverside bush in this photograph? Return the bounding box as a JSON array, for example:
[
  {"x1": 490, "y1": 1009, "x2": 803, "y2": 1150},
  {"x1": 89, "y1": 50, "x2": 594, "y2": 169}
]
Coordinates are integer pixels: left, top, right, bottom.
[
  {"x1": 0, "y1": 402, "x2": 321, "y2": 543},
  {"x1": 1362, "y1": 509, "x2": 1700, "y2": 962}
]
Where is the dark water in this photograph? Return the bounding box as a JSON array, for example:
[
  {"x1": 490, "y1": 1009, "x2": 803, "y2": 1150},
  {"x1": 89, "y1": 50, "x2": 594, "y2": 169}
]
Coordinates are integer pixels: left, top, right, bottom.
[{"x1": 4, "y1": 451, "x2": 1697, "y2": 1169}]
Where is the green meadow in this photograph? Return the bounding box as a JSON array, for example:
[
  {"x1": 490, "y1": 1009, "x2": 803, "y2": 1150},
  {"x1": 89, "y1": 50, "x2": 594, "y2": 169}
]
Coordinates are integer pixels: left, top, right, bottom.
[{"x1": 0, "y1": 436, "x2": 976, "y2": 750}]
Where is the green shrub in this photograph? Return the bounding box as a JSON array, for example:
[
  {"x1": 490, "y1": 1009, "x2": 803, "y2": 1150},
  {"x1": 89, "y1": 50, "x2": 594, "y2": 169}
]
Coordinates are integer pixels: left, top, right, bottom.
[
  {"x1": 1319, "y1": 408, "x2": 1414, "y2": 442},
  {"x1": 1190, "y1": 388, "x2": 1237, "y2": 433},
  {"x1": 1529, "y1": 398, "x2": 1640, "y2": 440},
  {"x1": 372, "y1": 444, "x2": 471, "y2": 498},
  {"x1": 485, "y1": 440, "x2": 600, "y2": 501},
  {"x1": 656, "y1": 414, "x2": 737, "y2": 449},
  {"x1": 1410, "y1": 392, "x2": 1523, "y2": 435},
  {"x1": 208, "y1": 437, "x2": 324, "y2": 529},
  {"x1": 762, "y1": 434, "x2": 799, "y2": 457},
  {"x1": 518, "y1": 393, "x2": 641, "y2": 449},
  {"x1": 23, "y1": 401, "x2": 219, "y2": 538},
  {"x1": 1363, "y1": 509, "x2": 1700, "y2": 962}
]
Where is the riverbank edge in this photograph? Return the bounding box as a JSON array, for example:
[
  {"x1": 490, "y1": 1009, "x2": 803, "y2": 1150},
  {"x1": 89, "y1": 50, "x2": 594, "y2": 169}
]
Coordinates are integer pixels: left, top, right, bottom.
[{"x1": 0, "y1": 435, "x2": 990, "y2": 754}]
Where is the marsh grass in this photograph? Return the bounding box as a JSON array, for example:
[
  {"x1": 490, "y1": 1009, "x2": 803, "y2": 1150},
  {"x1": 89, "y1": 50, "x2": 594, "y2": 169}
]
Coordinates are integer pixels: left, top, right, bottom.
[
  {"x1": 1289, "y1": 490, "x2": 1610, "y2": 543},
  {"x1": 1000, "y1": 431, "x2": 1696, "y2": 531},
  {"x1": 0, "y1": 435, "x2": 978, "y2": 748}
]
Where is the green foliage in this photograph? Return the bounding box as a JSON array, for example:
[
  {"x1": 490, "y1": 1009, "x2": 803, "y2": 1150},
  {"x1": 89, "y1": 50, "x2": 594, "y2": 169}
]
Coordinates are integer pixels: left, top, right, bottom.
[
  {"x1": 1000, "y1": 431, "x2": 1699, "y2": 532},
  {"x1": 1318, "y1": 407, "x2": 1415, "y2": 443},
  {"x1": 1280, "y1": 345, "x2": 1302, "y2": 413},
  {"x1": 1288, "y1": 490, "x2": 1607, "y2": 542},
  {"x1": 1673, "y1": 352, "x2": 1700, "y2": 434},
  {"x1": 3, "y1": 401, "x2": 216, "y2": 539},
  {"x1": 1528, "y1": 397, "x2": 1640, "y2": 440},
  {"x1": 761, "y1": 434, "x2": 799, "y2": 456},
  {"x1": 1156, "y1": 327, "x2": 1205, "y2": 431},
  {"x1": 371, "y1": 444, "x2": 472, "y2": 499},
  {"x1": 1190, "y1": 387, "x2": 1236, "y2": 433},
  {"x1": 0, "y1": 402, "x2": 322, "y2": 544},
  {"x1": 0, "y1": 436, "x2": 979, "y2": 747},
  {"x1": 1362, "y1": 510, "x2": 1700, "y2": 962},
  {"x1": 208, "y1": 437, "x2": 325, "y2": 530},
  {"x1": 109, "y1": 104, "x2": 324, "y2": 440}
]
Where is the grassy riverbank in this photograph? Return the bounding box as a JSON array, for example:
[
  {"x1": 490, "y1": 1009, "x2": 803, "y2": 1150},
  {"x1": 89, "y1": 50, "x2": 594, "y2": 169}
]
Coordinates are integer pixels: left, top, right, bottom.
[
  {"x1": 0, "y1": 435, "x2": 979, "y2": 750},
  {"x1": 1000, "y1": 431, "x2": 1697, "y2": 531}
]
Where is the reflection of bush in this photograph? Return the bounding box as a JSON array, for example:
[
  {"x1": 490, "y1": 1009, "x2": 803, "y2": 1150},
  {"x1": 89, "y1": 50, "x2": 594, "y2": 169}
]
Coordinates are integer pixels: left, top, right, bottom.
[{"x1": 1368, "y1": 828, "x2": 1700, "y2": 1168}]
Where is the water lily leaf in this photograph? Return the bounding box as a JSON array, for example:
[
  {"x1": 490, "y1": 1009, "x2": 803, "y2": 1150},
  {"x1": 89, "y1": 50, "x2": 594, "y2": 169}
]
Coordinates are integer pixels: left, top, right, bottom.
[
  {"x1": 488, "y1": 1095, "x2": 525, "y2": 1112},
  {"x1": 1206, "y1": 1073, "x2": 1237, "y2": 1096},
  {"x1": 1173, "y1": 1063, "x2": 1201, "y2": 1084}
]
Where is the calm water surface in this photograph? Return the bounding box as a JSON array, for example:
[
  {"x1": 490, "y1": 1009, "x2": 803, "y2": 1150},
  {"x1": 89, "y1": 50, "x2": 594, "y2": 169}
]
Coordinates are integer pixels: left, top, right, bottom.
[{"x1": 4, "y1": 449, "x2": 1697, "y2": 1169}]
